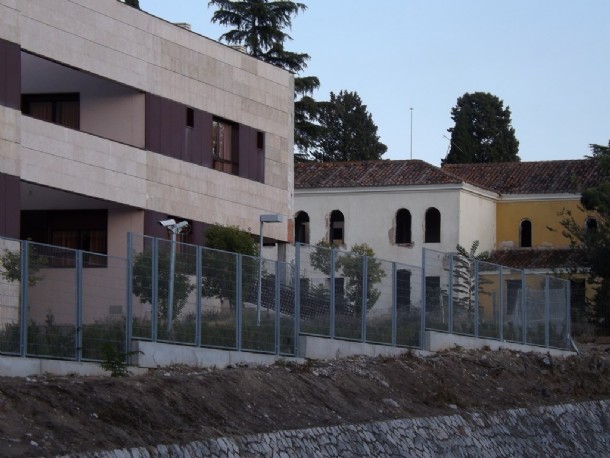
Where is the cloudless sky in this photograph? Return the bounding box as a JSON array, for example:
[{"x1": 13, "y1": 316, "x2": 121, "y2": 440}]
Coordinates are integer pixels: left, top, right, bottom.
[{"x1": 140, "y1": 0, "x2": 610, "y2": 165}]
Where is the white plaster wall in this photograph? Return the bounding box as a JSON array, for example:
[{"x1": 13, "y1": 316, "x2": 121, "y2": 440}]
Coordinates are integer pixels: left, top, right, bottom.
[
  {"x1": 457, "y1": 186, "x2": 497, "y2": 253},
  {"x1": 294, "y1": 185, "x2": 467, "y2": 268}
]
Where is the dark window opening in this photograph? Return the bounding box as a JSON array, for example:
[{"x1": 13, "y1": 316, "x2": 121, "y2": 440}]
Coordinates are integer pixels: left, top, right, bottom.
[
  {"x1": 21, "y1": 209, "x2": 107, "y2": 267},
  {"x1": 330, "y1": 210, "x2": 345, "y2": 245},
  {"x1": 585, "y1": 217, "x2": 598, "y2": 233},
  {"x1": 22, "y1": 93, "x2": 80, "y2": 129},
  {"x1": 425, "y1": 276, "x2": 441, "y2": 309},
  {"x1": 395, "y1": 208, "x2": 412, "y2": 244},
  {"x1": 212, "y1": 118, "x2": 238, "y2": 175},
  {"x1": 505, "y1": 279, "x2": 522, "y2": 315},
  {"x1": 295, "y1": 211, "x2": 310, "y2": 244},
  {"x1": 424, "y1": 207, "x2": 441, "y2": 243},
  {"x1": 397, "y1": 269, "x2": 411, "y2": 310},
  {"x1": 256, "y1": 131, "x2": 264, "y2": 150},
  {"x1": 520, "y1": 220, "x2": 532, "y2": 248},
  {"x1": 186, "y1": 107, "x2": 194, "y2": 128}
]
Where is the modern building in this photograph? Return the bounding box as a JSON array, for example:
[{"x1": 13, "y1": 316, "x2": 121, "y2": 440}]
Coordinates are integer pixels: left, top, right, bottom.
[{"x1": 0, "y1": 0, "x2": 294, "y2": 256}]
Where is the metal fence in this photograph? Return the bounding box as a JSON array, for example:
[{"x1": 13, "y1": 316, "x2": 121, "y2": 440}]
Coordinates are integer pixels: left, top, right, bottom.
[
  {"x1": 422, "y1": 248, "x2": 571, "y2": 350},
  {"x1": 0, "y1": 236, "x2": 573, "y2": 362}
]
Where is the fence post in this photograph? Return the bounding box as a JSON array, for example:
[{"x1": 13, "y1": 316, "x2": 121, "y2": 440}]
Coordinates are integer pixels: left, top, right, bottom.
[
  {"x1": 474, "y1": 259, "x2": 479, "y2": 339},
  {"x1": 521, "y1": 270, "x2": 527, "y2": 344},
  {"x1": 330, "y1": 248, "x2": 335, "y2": 339},
  {"x1": 76, "y1": 250, "x2": 83, "y2": 362},
  {"x1": 126, "y1": 233, "x2": 133, "y2": 357},
  {"x1": 236, "y1": 253, "x2": 242, "y2": 351},
  {"x1": 275, "y1": 260, "x2": 281, "y2": 355},
  {"x1": 195, "y1": 245, "x2": 202, "y2": 347},
  {"x1": 391, "y1": 262, "x2": 397, "y2": 347},
  {"x1": 566, "y1": 280, "x2": 571, "y2": 350},
  {"x1": 544, "y1": 276, "x2": 550, "y2": 348},
  {"x1": 499, "y1": 266, "x2": 504, "y2": 341},
  {"x1": 420, "y1": 248, "x2": 427, "y2": 350},
  {"x1": 361, "y1": 255, "x2": 368, "y2": 343},
  {"x1": 294, "y1": 243, "x2": 301, "y2": 357},
  {"x1": 151, "y1": 238, "x2": 158, "y2": 342},
  {"x1": 19, "y1": 240, "x2": 29, "y2": 357},
  {"x1": 448, "y1": 253, "x2": 454, "y2": 333}
]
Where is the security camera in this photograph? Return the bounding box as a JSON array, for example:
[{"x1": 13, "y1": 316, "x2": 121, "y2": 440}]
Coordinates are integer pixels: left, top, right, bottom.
[
  {"x1": 174, "y1": 221, "x2": 190, "y2": 231},
  {"x1": 158, "y1": 218, "x2": 177, "y2": 228}
]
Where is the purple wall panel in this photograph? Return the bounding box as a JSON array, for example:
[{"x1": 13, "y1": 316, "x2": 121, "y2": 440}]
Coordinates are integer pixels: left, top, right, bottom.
[
  {"x1": 0, "y1": 38, "x2": 20, "y2": 109},
  {"x1": 0, "y1": 172, "x2": 20, "y2": 238}
]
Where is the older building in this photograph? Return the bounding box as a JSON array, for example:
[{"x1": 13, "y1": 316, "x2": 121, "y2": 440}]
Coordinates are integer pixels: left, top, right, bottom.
[{"x1": 0, "y1": 0, "x2": 294, "y2": 255}]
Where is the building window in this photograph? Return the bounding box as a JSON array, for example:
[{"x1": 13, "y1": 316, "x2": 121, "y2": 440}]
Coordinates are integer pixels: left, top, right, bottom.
[
  {"x1": 295, "y1": 211, "x2": 310, "y2": 244},
  {"x1": 257, "y1": 131, "x2": 265, "y2": 150},
  {"x1": 424, "y1": 207, "x2": 441, "y2": 243},
  {"x1": 585, "y1": 217, "x2": 598, "y2": 233},
  {"x1": 395, "y1": 208, "x2": 412, "y2": 244},
  {"x1": 186, "y1": 107, "x2": 194, "y2": 128},
  {"x1": 329, "y1": 210, "x2": 345, "y2": 246},
  {"x1": 212, "y1": 118, "x2": 238, "y2": 175},
  {"x1": 520, "y1": 219, "x2": 532, "y2": 248},
  {"x1": 22, "y1": 93, "x2": 80, "y2": 129},
  {"x1": 397, "y1": 269, "x2": 411, "y2": 310}
]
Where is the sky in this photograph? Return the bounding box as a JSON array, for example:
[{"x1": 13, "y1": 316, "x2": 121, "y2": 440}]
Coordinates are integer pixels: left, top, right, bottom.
[{"x1": 140, "y1": 0, "x2": 610, "y2": 166}]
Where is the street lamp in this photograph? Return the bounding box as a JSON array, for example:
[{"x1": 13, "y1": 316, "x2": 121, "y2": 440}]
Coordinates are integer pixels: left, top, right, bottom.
[
  {"x1": 257, "y1": 214, "x2": 283, "y2": 325},
  {"x1": 158, "y1": 218, "x2": 190, "y2": 332}
]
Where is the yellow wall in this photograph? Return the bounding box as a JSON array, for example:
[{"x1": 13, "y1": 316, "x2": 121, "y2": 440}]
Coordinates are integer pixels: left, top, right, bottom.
[{"x1": 496, "y1": 199, "x2": 593, "y2": 249}]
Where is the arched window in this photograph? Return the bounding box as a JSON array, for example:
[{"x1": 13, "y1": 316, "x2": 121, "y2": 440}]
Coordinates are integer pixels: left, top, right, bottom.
[
  {"x1": 395, "y1": 209, "x2": 412, "y2": 244},
  {"x1": 294, "y1": 211, "x2": 310, "y2": 244},
  {"x1": 585, "y1": 217, "x2": 598, "y2": 233},
  {"x1": 424, "y1": 207, "x2": 441, "y2": 243},
  {"x1": 329, "y1": 210, "x2": 345, "y2": 245},
  {"x1": 520, "y1": 219, "x2": 532, "y2": 248}
]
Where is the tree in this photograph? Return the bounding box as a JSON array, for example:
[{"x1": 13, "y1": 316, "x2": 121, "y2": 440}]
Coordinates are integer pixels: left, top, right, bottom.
[
  {"x1": 123, "y1": 0, "x2": 140, "y2": 9},
  {"x1": 452, "y1": 241, "x2": 491, "y2": 313},
  {"x1": 311, "y1": 90, "x2": 387, "y2": 162},
  {"x1": 208, "y1": 0, "x2": 322, "y2": 160},
  {"x1": 202, "y1": 224, "x2": 258, "y2": 307},
  {"x1": 560, "y1": 140, "x2": 610, "y2": 334},
  {"x1": 309, "y1": 240, "x2": 386, "y2": 311},
  {"x1": 442, "y1": 92, "x2": 520, "y2": 165}
]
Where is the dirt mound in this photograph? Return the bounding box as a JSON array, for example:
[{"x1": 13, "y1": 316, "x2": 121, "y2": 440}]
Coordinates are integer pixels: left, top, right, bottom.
[{"x1": 1, "y1": 345, "x2": 610, "y2": 457}]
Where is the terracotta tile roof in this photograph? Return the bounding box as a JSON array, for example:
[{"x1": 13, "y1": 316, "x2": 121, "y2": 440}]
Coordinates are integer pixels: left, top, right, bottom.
[
  {"x1": 295, "y1": 160, "x2": 463, "y2": 189},
  {"x1": 488, "y1": 249, "x2": 585, "y2": 270},
  {"x1": 442, "y1": 159, "x2": 604, "y2": 195}
]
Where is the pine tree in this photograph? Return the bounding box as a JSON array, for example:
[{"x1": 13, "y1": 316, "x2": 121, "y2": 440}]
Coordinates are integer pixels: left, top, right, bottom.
[{"x1": 443, "y1": 92, "x2": 520, "y2": 165}]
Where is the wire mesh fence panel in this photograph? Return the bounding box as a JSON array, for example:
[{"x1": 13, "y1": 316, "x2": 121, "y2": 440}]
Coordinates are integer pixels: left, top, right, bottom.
[
  {"x1": 298, "y1": 244, "x2": 332, "y2": 337},
  {"x1": 365, "y1": 258, "x2": 393, "y2": 345},
  {"x1": 240, "y1": 256, "x2": 275, "y2": 353},
  {"x1": 0, "y1": 237, "x2": 22, "y2": 354},
  {"x1": 477, "y1": 261, "x2": 502, "y2": 340},
  {"x1": 334, "y1": 250, "x2": 363, "y2": 341},
  {"x1": 549, "y1": 277, "x2": 570, "y2": 349},
  {"x1": 423, "y1": 249, "x2": 450, "y2": 332},
  {"x1": 201, "y1": 247, "x2": 238, "y2": 349},
  {"x1": 450, "y1": 253, "x2": 475, "y2": 335},
  {"x1": 396, "y1": 264, "x2": 423, "y2": 348},
  {"x1": 502, "y1": 268, "x2": 525, "y2": 343},
  {"x1": 26, "y1": 243, "x2": 77, "y2": 359},
  {"x1": 130, "y1": 234, "x2": 155, "y2": 340},
  {"x1": 277, "y1": 261, "x2": 296, "y2": 355},
  {"x1": 524, "y1": 273, "x2": 547, "y2": 346},
  {"x1": 81, "y1": 254, "x2": 128, "y2": 360}
]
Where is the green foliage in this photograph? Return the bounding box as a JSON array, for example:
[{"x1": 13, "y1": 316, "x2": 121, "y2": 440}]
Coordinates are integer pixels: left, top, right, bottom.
[
  {"x1": 100, "y1": 344, "x2": 142, "y2": 377},
  {"x1": 311, "y1": 91, "x2": 387, "y2": 162},
  {"x1": 0, "y1": 245, "x2": 47, "y2": 287},
  {"x1": 560, "y1": 141, "x2": 610, "y2": 334},
  {"x1": 442, "y1": 92, "x2": 520, "y2": 165},
  {"x1": 203, "y1": 224, "x2": 258, "y2": 306},
  {"x1": 452, "y1": 241, "x2": 491, "y2": 312},
  {"x1": 131, "y1": 246, "x2": 194, "y2": 322},
  {"x1": 123, "y1": 0, "x2": 140, "y2": 9},
  {"x1": 208, "y1": 0, "x2": 320, "y2": 159},
  {"x1": 309, "y1": 240, "x2": 386, "y2": 311}
]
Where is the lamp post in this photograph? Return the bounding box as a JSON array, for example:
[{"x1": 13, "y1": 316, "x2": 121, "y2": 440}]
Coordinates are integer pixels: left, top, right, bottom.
[
  {"x1": 158, "y1": 219, "x2": 190, "y2": 333},
  {"x1": 410, "y1": 107, "x2": 414, "y2": 160},
  {"x1": 257, "y1": 214, "x2": 283, "y2": 325}
]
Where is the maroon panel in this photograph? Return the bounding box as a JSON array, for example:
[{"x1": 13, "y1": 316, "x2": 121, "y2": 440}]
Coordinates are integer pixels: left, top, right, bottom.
[
  {"x1": 239, "y1": 124, "x2": 265, "y2": 182},
  {"x1": 143, "y1": 210, "x2": 168, "y2": 239},
  {"x1": 145, "y1": 93, "x2": 162, "y2": 153},
  {"x1": 0, "y1": 39, "x2": 20, "y2": 109},
  {"x1": 0, "y1": 173, "x2": 20, "y2": 238},
  {"x1": 200, "y1": 110, "x2": 213, "y2": 167}
]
